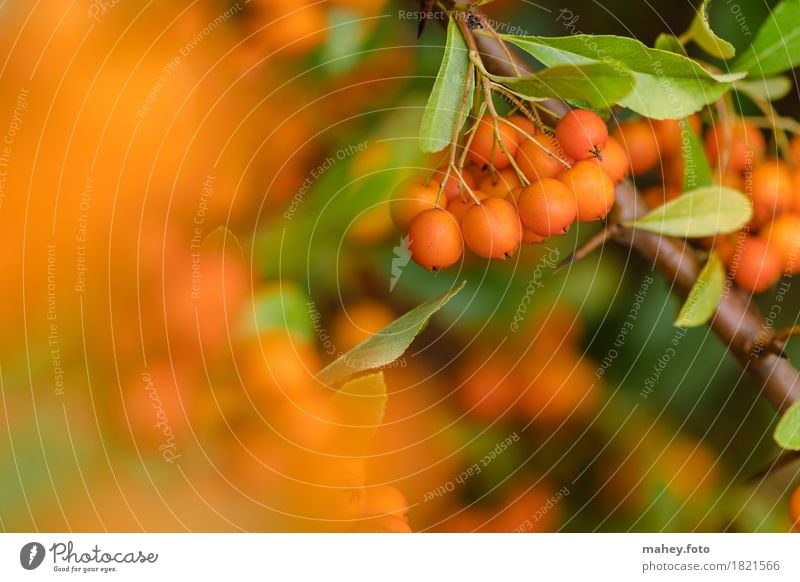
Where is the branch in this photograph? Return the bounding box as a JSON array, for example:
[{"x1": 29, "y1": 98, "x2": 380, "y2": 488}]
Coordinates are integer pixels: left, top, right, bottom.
[{"x1": 415, "y1": 1, "x2": 800, "y2": 412}]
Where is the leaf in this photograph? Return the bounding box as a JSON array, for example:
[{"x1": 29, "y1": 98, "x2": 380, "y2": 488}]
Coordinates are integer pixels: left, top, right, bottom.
[
  {"x1": 775, "y1": 399, "x2": 800, "y2": 450},
  {"x1": 733, "y1": 0, "x2": 800, "y2": 77},
  {"x1": 681, "y1": 118, "x2": 713, "y2": 191},
  {"x1": 321, "y1": 8, "x2": 367, "y2": 74},
  {"x1": 503, "y1": 34, "x2": 744, "y2": 119},
  {"x1": 674, "y1": 251, "x2": 725, "y2": 327},
  {"x1": 329, "y1": 372, "x2": 388, "y2": 455},
  {"x1": 420, "y1": 19, "x2": 473, "y2": 153},
  {"x1": 316, "y1": 281, "x2": 466, "y2": 386},
  {"x1": 491, "y1": 63, "x2": 635, "y2": 111},
  {"x1": 239, "y1": 283, "x2": 314, "y2": 342},
  {"x1": 687, "y1": 0, "x2": 736, "y2": 59},
  {"x1": 626, "y1": 186, "x2": 752, "y2": 237},
  {"x1": 654, "y1": 33, "x2": 686, "y2": 55},
  {"x1": 735, "y1": 76, "x2": 793, "y2": 102}
]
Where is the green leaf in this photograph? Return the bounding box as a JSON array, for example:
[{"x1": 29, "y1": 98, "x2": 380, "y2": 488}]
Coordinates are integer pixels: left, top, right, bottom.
[
  {"x1": 503, "y1": 34, "x2": 744, "y2": 119},
  {"x1": 733, "y1": 0, "x2": 800, "y2": 76},
  {"x1": 491, "y1": 63, "x2": 635, "y2": 111},
  {"x1": 674, "y1": 251, "x2": 725, "y2": 327},
  {"x1": 420, "y1": 19, "x2": 473, "y2": 153},
  {"x1": 654, "y1": 33, "x2": 686, "y2": 55},
  {"x1": 775, "y1": 398, "x2": 800, "y2": 450},
  {"x1": 316, "y1": 281, "x2": 466, "y2": 386},
  {"x1": 329, "y1": 372, "x2": 388, "y2": 455},
  {"x1": 681, "y1": 118, "x2": 713, "y2": 191},
  {"x1": 735, "y1": 76, "x2": 793, "y2": 102},
  {"x1": 687, "y1": 0, "x2": 736, "y2": 59},
  {"x1": 626, "y1": 186, "x2": 752, "y2": 237},
  {"x1": 321, "y1": 8, "x2": 367, "y2": 74},
  {"x1": 239, "y1": 283, "x2": 314, "y2": 342}
]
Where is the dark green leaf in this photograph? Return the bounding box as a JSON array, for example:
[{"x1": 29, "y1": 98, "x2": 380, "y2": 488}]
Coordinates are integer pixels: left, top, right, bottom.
[
  {"x1": 775, "y1": 398, "x2": 800, "y2": 449},
  {"x1": 674, "y1": 251, "x2": 725, "y2": 327},
  {"x1": 687, "y1": 0, "x2": 736, "y2": 59},
  {"x1": 420, "y1": 19, "x2": 473, "y2": 153},
  {"x1": 733, "y1": 0, "x2": 800, "y2": 76},
  {"x1": 492, "y1": 63, "x2": 635, "y2": 111},
  {"x1": 316, "y1": 281, "x2": 466, "y2": 385},
  {"x1": 503, "y1": 34, "x2": 743, "y2": 119},
  {"x1": 626, "y1": 186, "x2": 752, "y2": 237}
]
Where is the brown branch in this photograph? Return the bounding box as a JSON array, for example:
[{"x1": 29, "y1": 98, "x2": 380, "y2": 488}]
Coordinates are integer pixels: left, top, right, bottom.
[{"x1": 417, "y1": 1, "x2": 800, "y2": 412}]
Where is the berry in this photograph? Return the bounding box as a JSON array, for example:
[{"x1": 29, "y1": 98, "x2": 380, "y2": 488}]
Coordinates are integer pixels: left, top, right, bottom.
[
  {"x1": 558, "y1": 160, "x2": 616, "y2": 222},
  {"x1": 612, "y1": 121, "x2": 660, "y2": 176},
  {"x1": 522, "y1": 229, "x2": 545, "y2": 244},
  {"x1": 507, "y1": 114, "x2": 536, "y2": 138},
  {"x1": 596, "y1": 136, "x2": 629, "y2": 183},
  {"x1": 448, "y1": 191, "x2": 487, "y2": 222},
  {"x1": 790, "y1": 485, "x2": 800, "y2": 528},
  {"x1": 732, "y1": 236, "x2": 783, "y2": 293},
  {"x1": 747, "y1": 159, "x2": 793, "y2": 225},
  {"x1": 389, "y1": 178, "x2": 442, "y2": 232},
  {"x1": 332, "y1": 301, "x2": 395, "y2": 352},
  {"x1": 458, "y1": 355, "x2": 518, "y2": 421},
  {"x1": 407, "y1": 208, "x2": 463, "y2": 271},
  {"x1": 515, "y1": 133, "x2": 569, "y2": 181},
  {"x1": 517, "y1": 178, "x2": 577, "y2": 237},
  {"x1": 467, "y1": 115, "x2": 520, "y2": 170},
  {"x1": 461, "y1": 197, "x2": 523, "y2": 259},
  {"x1": 555, "y1": 109, "x2": 608, "y2": 161},
  {"x1": 761, "y1": 214, "x2": 800, "y2": 275},
  {"x1": 704, "y1": 120, "x2": 765, "y2": 174},
  {"x1": 362, "y1": 486, "x2": 409, "y2": 520},
  {"x1": 652, "y1": 115, "x2": 700, "y2": 155},
  {"x1": 642, "y1": 185, "x2": 680, "y2": 209},
  {"x1": 479, "y1": 168, "x2": 522, "y2": 198}
]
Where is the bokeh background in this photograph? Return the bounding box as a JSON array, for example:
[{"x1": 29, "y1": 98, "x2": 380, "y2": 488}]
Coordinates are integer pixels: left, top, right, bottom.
[{"x1": 0, "y1": 0, "x2": 798, "y2": 532}]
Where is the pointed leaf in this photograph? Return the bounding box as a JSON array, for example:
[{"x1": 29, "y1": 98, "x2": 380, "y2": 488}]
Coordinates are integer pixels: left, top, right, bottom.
[
  {"x1": 492, "y1": 63, "x2": 635, "y2": 111},
  {"x1": 674, "y1": 251, "x2": 725, "y2": 327},
  {"x1": 733, "y1": 0, "x2": 800, "y2": 77},
  {"x1": 316, "y1": 281, "x2": 465, "y2": 386},
  {"x1": 687, "y1": 0, "x2": 736, "y2": 59},
  {"x1": 775, "y1": 398, "x2": 800, "y2": 450},
  {"x1": 735, "y1": 76, "x2": 793, "y2": 102},
  {"x1": 503, "y1": 34, "x2": 744, "y2": 119},
  {"x1": 420, "y1": 19, "x2": 473, "y2": 153},
  {"x1": 627, "y1": 186, "x2": 752, "y2": 237}
]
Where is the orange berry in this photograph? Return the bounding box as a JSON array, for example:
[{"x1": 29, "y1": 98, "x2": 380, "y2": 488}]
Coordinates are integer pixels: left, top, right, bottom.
[
  {"x1": 461, "y1": 197, "x2": 523, "y2": 259},
  {"x1": 457, "y1": 355, "x2": 518, "y2": 421},
  {"x1": 612, "y1": 121, "x2": 660, "y2": 176},
  {"x1": 761, "y1": 214, "x2": 800, "y2": 275},
  {"x1": 432, "y1": 168, "x2": 477, "y2": 202},
  {"x1": 407, "y1": 208, "x2": 463, "y2": 271},
  {"x1": 641, "y1": 185, "x2": 680, "y2": 209},
  {"x1": 704, "y1": 120, "x2": 765, "y2": 174},
  {"x1": 507, "y1": 114, "x2": 536, "y2": 138},
  {"x1": 790, "y1": 485, "x2": 800, "y2": 529},
  {"x1": 479, "y1": 168, "x2": 522, "y2": 198},
  {"x1": 747, "y1": 159, "x2": 793, "y2": 225},
  {"x1": 523, "y1": 229, "x2": 546, "y2": 244},
  {"x1": 389, "y1": 178, "x2": 442, "y2": 232},
  {"x1": 448, "y1": 191, "x2": 487, "y2": 222},
  {"x1": 596, "y1": 136, "x2": 629, "y2": 183},
  {"x1": 555, "y1": 109, "x2": 608, "y2": 161},
  {"x1": 790, "y1": 134, "x2": 800, "y2": 165},
  {"x1": 517, "y1": 178, "x2": 577, "y2": 237},
  {"x1": 332, "y1": 301, "x2": 395, "y2": 352},
  {"x1": 732, "y1": 236, "x2": 783, "y2": 294},
  {"x1": 515, "y1": 133, "x2": 569, "y2": 181},
  {"x1": 467, "y1": 115, "x2": 520, "y2": 170},
  {"x1": 652, "y1": 115, "x2": 700, "y2": 155},
  {"x1": 362, "y1": 486, "x2": 409, "y2": 520},
  {"x1": 558, "y1": 160, "x2": 616, "y2": 222}
]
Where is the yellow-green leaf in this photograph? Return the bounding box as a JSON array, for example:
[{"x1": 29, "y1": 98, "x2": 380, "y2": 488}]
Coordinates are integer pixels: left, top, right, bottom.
[
  {"x1": 627, "y1": 186, "x2": 752, "y2": 237},
  {"x1": 735, "y1": 76, "x2": 793, "y2": 102},
  {"x1": 775, "y1": 398, "x2": 800, "y2": 449},
  {"x1": 329, "y1": 372, "x2": 388, "y2": 454},
  {"x1": 674, "y1": 251, "x2": 725, "y2": 327},
  {"x1": 316, "y1": 281, "x2": 465, "y2": 386},
  {"x1": 687, "y1": 0, "x2": 736, "y2": 59}
]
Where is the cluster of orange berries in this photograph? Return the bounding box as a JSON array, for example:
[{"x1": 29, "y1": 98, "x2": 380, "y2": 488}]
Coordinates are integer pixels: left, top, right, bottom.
[
  {"x1": 613, "y1": 113, "x2": 800, "y2": 295},
  {"x1": 391, "y1": 109, "x2": 629, "y2": 271}
]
